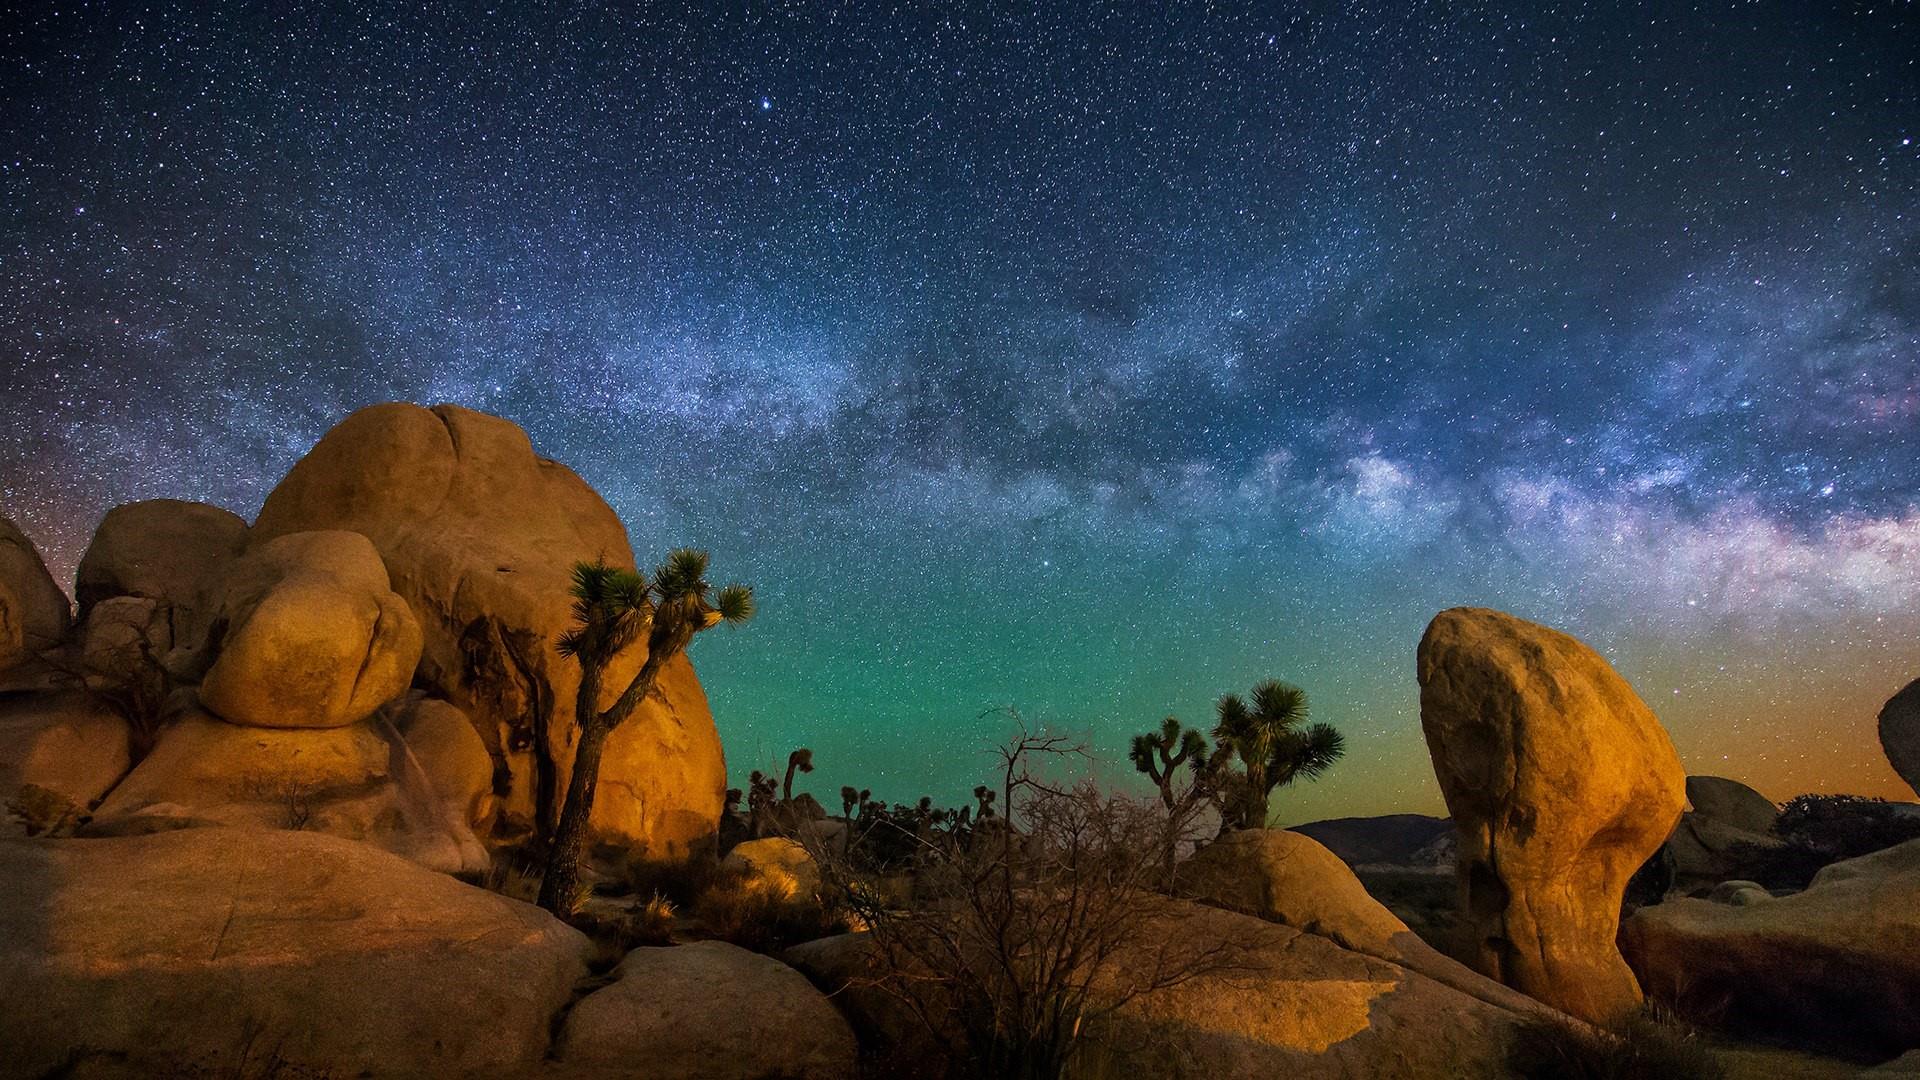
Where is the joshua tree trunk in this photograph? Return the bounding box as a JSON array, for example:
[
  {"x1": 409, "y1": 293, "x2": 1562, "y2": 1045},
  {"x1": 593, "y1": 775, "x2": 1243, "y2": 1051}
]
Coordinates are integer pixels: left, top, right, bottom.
[{"x1": 537, "y1": 713, "x2": 610, "y2": 913}]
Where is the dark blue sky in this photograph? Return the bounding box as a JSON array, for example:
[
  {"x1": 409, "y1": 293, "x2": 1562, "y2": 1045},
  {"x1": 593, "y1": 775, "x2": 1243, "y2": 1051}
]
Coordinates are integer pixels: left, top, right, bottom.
[{"x1": 3, "y1": 2, "x2": 1916, "y2": 816}]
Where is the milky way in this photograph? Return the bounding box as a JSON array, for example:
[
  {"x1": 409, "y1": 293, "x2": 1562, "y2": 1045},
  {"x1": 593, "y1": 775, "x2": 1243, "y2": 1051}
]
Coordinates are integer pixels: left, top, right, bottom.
[{"x1": 3, "y1": 4, "x2": 1916, "y2": 817}]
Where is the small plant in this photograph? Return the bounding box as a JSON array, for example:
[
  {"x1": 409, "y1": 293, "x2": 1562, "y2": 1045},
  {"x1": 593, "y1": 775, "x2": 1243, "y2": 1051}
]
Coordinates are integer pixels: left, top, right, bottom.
[
  {"x1": 1507, "y1": 1009, "x2": 1726, "y2": 1080},
  {"x1": 630, "y1": 892, "x2": 677, "y2": 946}
]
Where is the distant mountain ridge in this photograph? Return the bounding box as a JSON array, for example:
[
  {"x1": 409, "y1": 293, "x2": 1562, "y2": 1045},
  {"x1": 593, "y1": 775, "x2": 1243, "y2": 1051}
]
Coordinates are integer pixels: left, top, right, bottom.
[{"x1": 1290, "y1": 813, "x2": 1453, "y2": 868}]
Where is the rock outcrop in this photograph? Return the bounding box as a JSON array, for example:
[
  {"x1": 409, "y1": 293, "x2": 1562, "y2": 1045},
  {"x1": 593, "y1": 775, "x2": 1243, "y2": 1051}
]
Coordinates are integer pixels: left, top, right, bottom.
[
  {"x1": 88, "y1": 707, "x2": 486, "y2": 874},
  {"x1": 0, "y1": 690, "x2": 130, "y2": 834},
  {"x1": 1622, "y1": 836, "x2": 1920, "y2": 1059},
  {"x1": 248, "y1": 402, "x2": 725, "y2": 857},
  {"x1": 74, "y1": 499, "x2": 247, "y2": 630},
  {"x1": 0, "y1": 513, "x2": 70, "y2": 669},
  {"x1": 1685, "y1": 775, "x2": 1778, "y2": 834},
  {"x1": 1881, "y1": 679, "x2": 1920, "y2": 799},
  {"x1": 787, "y1": 897, "x2": 1547, "y2": 1079},
  {"x1": 1416, "y1": 606, "x2": 1685, "y2": 1024},
  {"x1": 0, "y1": 827, "x2": 592, "y2": 1078},
  {"x1": 380, "y1": 693, "x2": 497, "y2": 833},
  {"x1": 198, "y1": 530, "x2": 422, "y2": 729},
  {"x1": 556, "y1": 940, "x2": 858, "y2": 1079},
  {"x1": 1176, "y1": 828, "x2": 1551, "y2": 1017}
]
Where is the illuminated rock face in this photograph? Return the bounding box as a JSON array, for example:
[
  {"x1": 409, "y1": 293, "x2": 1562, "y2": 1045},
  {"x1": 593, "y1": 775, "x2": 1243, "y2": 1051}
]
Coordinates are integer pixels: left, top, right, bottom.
[
  {"x1": 250, "y1": 402, "x2": 725, "y2": 858},
  {"x1": 1417, "y1": 606, "x2": 1685, "y2": 1025},
  {"x1": 0, "y1": 828, "x2": 592, "y2": 1078}
]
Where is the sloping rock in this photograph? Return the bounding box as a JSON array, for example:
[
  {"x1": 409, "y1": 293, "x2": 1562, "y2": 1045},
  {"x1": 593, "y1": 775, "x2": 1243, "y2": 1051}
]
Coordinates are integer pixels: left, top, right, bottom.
[
  {"x1": 0, "y1": 513, "x2": 70, "y2": 666},
  {"x1": 0, "y1": 690, "x2": 130, "y2": 832},
  {"x1": 88, "y1": 708, "x2": 485, "y2": 873},
  {"x1": 249, "y1": 402, "x2": 725, "y2": 857},
  {"x1": 1882, "y1": 679, "x2": 1920, "y2": 800},
  {"x1": 1622, "y1": 836, "x2": 1920, "y2": 1059},
  {"x1": 0, "y1": 827, "x2": 591, "y2": 1077},
  {"x1": 1686, "y1": 775, "x2": 1778, "y2": 834},
  {"x1": 1177, "y1": 829, "x2": 1551, "y2": 1018},
  {"x1": 1417, "y1": 606, "x2": 1685, "y2": 1024},
  {"x1": 786, "y1": 898, "x2": 1543, "y2": 1079},
  {"x1": 1665, "y1": 811, "x2": 1784, "y2": 893},
  {"x1": 556, "y1": 940, "x2": 857, "y2": 1079},
  {"x1": 199, "y1": 530, "x2": 422, "y2": 729},
  {"x1": 74, "y1": 499, "x2": 247, "y2": 630}
]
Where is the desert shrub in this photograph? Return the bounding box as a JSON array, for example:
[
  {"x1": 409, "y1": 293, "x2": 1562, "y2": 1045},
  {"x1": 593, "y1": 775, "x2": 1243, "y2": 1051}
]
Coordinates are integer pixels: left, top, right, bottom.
[
  {"x1": 615, "y1": 851, "x2": 727, "y2": 909},
  {"x1": 1507, "y1": 1010, "x2": 1725, "y2": 1080},
  {"x1": 1774, "y1": 794, "x2": 1920, "y2": 858},
  {"x1": 631, "y1": 892, "x2": 678, "y2": 946},
  {"x1": 690, "y1": 862, "x2": 853, "y2": 953}
]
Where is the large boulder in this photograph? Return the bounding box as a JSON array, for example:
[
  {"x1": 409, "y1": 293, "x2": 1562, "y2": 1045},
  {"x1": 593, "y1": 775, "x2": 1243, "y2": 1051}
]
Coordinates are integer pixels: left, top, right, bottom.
[
  {"x1": 1176, "y1": 829, "x2": 1550, "y2": 1017},
  {"x1": 198, "y1": 530, "x2": 423, "y2": 729},
  {"x1": 1686, "y1": 775, "x2": 1778, "y2": 834},
  {"x1": 1622, "y1": 836, "x2": 1920, "y2": 1059},
  {"x1": 74, "y1": 499, "x2": 248, "y2": 630},
  {"x1": 556, "y1": 940, "x2": 858, "y2": 1079},
  {"x1": 0, "y1": 513, "x2": 71, "y2": 667},
  {"x1": 0, "y1": 827, "x2": 591, "y2": 1077},
  {"x1": 88, "y1": 708, "x2": 486, "y2": 874},
  {"x1": 1664, "y1": 812, "x2": 1785, "y2": 895},
  {"x1": 723, "y1": 836, "x2": 822, "y2": 900},
  {"x1": 248, "y1": 402, "x2": 725, "y2": 857},
  {"x1": 0, "y1": 690, "x2": 131, "y2": 833},
  {"x1": 1882, "y1": 679, "x2": 1920, "y2": 799},
  {"x1": 786, "y1": 898, "x2": 1545, "y2": 1079},
  {"x1": 1416, "y1": 607, "x2": 1685, "y2": 1024},
  {"x1": 380, "y1": 693, "x2": 498, "y2": 833}
]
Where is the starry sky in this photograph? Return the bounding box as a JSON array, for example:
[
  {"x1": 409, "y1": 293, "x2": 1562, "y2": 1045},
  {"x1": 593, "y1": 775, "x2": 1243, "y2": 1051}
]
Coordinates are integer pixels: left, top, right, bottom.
[{"x1": 3, "y1": 3, "x2": 1917, "y2": 821}]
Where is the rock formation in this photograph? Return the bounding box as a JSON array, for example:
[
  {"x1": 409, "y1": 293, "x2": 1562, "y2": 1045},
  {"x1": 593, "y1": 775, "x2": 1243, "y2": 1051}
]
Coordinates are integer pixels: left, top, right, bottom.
[
  {"x1": 1416, "y1": 606, "x2": 1685, "y2": 1024},
  {"x1": 248, "y1": 402, "x2": 726, "y2": 857},
  {"x1": 1685, "y1": 774, "x2": 1778, "y2": 834},
  {"x1": 556, "y1": 940, "x2": 858, "y2": 1079},
  {"x1": 1622, "y1": 836, "x2": 1920, "y2": 1059},
  {"x1": 74, "y1": 498, "x2": 247, "y2": 631},
  {"x1": 0, "y1": 691, "x2": 130, "y2": 834},
  {"x1": 1881, "y1": 679, "x2": 1920, "y2": 799},
  {"x1": 0, "y1": 827, "x2": 591, "y2": 1078},
  {"x1": 0, "y1": 513, "x2": 70, "y2": 670},
  {"x1": 786, "y1": 897, "x2": 1550, "y2": 1079},
  {"x1": 379, "y1": 692, "x2": 498, "y2": 833}
]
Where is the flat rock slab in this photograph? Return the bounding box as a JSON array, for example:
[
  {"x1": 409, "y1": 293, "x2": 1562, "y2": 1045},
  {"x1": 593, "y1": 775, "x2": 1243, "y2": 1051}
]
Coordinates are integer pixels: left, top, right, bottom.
[{"x1": 0, "y1": 827, "x2": 592, "y2": 1077}]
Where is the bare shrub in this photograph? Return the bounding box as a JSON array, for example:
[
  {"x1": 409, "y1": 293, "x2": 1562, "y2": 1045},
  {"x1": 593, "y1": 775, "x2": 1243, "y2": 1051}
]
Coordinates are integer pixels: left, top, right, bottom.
[{"x1": 809, "y1": 715, "x2": 1249, "y2": 1080}]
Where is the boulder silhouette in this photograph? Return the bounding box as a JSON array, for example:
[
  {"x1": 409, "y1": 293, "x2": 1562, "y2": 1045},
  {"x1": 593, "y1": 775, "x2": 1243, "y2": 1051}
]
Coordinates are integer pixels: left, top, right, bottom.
[
  {"x1": 1417, "y1": 606, "x2": 1684, "y2": 1024},
  {"x1": 0, "y1": 514, "x2": 70, "y2": 669},
  {"x1": 75, "y1": 499, "x2": 247, "y2": 632},
  {"x1": 1880, "y1": 678, "x2": 1920, "y2": 799}
]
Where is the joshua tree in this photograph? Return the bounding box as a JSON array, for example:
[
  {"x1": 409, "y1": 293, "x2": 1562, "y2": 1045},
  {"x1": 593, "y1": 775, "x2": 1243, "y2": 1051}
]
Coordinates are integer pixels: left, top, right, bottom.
[
  {"x1": 537, "y1": 552, "x2": 753, "y2": 915},
  {"x1": 972, "y1": 784, "x2": 996, "y2": 820},
  {"x1": 1210, "y1": 679, "x2": 1344, "y2": 831},
  {"x1": 783, "y1": 747, "x2": 814, "y2": 801},
  {"x1": 1129, "y1": 715, "x2": 1210, "y2": 810},
  {"x1": 747, "y1": 770, "x2": 778, "y2": 838},
  {"x1": 840, "y1": 785, "x2": 860, "y2": 819}
]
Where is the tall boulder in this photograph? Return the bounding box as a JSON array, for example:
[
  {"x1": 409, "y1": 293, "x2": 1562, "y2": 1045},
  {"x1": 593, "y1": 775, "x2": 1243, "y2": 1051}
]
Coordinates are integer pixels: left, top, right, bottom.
[
  {"x1": 0, "y1": 513, "x2": 71, "y2": 667},
  {"x1": 1881, "y1": 679, "x2": 1920, "y2": 799},
  {"x1": 74, "y1": 499, "x2": 248, "y2": 630},
  {"x1": 1416, "y1": 607, "x2": 1685, "y2": 1024},
  {"x1": 198, "y1": 531, "x2": 423, "y2": 730},
  {"x1": 249, "y1": 402, "x2": 725, "y2": 857},
  {"x1": 0, "y1": 827, "x2": 592, "y2": 1077}
]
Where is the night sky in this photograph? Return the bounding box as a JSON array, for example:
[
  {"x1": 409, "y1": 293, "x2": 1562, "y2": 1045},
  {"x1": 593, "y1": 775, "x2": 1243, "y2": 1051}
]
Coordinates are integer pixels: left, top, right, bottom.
[{"x1": 3, "y1": 4, "x2": 1916, "y2": 820}]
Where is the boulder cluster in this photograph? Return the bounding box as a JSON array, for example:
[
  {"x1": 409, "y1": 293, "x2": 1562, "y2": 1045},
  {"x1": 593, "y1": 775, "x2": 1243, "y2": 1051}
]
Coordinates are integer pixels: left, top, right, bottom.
[{"x1": 0, "y1": 403, "x2": 726, "y2": 867}]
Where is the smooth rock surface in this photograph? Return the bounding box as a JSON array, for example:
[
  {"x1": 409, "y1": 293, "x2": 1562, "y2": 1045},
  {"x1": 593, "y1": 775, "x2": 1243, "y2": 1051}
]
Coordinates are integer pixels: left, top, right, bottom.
[
  {"x1": 74, "y1": 499, "x2": 247, "y2": 630},
  {"x1": 0, "y1": 827, "x2": 592, "y2": 1077},
  {"x1": 89, "y1": 708, "x2": 484, "y2": 873},
  {"x1": 556, "y1": 940, "x2": 857, "y2": 1079},
  {"x1": 199, "y1": 530, "x2": 423, "y2": 729},
  {"x1": 0, "y1": 690, "x2": 131, "y2": 831},
  {"x1": 1417, "y1": 606, "x2": 1685, "y2": 1024},
  {"x1": 1623, "y1": 836, "x2": 1920, "y2": 1059},
  {"x1": 249, "y1": 403, "x2": 726, "y2": 857},
  {"x1": 0, "y1": 514, "x2": 70, "y2": 666},
  {"x1": 382, "y1": 693, "x2": 498, "y2": 832}
]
